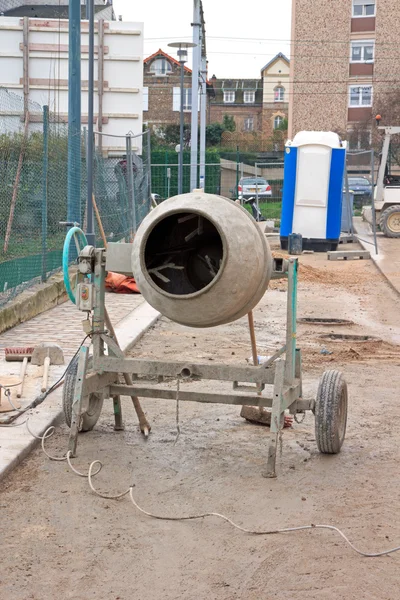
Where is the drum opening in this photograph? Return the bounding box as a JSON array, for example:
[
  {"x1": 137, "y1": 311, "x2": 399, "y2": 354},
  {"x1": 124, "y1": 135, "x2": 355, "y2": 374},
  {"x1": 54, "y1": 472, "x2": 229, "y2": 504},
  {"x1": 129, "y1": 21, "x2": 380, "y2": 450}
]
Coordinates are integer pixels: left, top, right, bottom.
[{"x1": 144, "y1": 212, "x2": 224, "y2": 295}]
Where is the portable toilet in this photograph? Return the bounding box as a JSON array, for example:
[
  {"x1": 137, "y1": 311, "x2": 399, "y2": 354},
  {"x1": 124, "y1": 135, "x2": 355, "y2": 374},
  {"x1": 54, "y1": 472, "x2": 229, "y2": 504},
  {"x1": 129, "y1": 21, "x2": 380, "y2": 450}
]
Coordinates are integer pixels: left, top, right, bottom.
[{"x1": 280, "y1": 131, "x2": 347, "y2": 251}]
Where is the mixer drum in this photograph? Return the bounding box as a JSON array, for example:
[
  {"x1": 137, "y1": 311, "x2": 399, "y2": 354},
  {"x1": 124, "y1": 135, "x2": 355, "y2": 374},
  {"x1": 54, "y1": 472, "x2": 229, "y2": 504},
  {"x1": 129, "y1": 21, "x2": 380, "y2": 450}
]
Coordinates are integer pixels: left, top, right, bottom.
[{"x1": 132, "y1": 192, "x2": 272, "y2": 328}]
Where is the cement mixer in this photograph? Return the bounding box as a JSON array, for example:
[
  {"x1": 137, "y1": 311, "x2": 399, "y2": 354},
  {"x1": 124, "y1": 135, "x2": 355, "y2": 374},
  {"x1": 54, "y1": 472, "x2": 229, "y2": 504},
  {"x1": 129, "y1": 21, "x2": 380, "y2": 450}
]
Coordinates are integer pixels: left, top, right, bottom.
[
  {"x1": 62, "y1": 191, "x2": 348, "y2": 478},
  {"x1": 132, "y1": 192, "x2": 273, "y2": 327}
]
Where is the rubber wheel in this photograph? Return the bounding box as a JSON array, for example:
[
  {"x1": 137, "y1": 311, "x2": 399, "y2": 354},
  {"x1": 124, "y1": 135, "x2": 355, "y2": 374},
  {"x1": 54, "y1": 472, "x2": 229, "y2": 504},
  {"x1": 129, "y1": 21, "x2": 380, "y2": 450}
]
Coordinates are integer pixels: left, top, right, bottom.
[
  {"x1": 62, "y1": 355, "x2": 104, "y2": 432},
  {"x1": 315, "y1": 370, "x2": 348, "y2": 454},
  {"x1": 379, "y1": 206, "x2": 400, "y2": 238}
]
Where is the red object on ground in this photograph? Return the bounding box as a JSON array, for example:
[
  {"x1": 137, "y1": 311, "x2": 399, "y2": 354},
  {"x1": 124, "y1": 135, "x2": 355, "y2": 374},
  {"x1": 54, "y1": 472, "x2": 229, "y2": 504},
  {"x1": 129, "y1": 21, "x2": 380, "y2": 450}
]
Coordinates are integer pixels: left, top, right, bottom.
[{"x1": 105, "y1": 272, "x2": 140, "y2": 294}]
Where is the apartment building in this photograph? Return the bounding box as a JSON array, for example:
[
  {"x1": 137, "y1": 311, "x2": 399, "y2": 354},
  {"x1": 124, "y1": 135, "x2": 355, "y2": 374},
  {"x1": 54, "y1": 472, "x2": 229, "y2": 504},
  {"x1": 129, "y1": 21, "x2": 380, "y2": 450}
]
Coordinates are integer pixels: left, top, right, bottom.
[
  {"x1": 289, "y1": 0, "x2": 399, "y2": 148},
  {"x1": 0, "y1": 0, "x2": 115, "y2": 19}
]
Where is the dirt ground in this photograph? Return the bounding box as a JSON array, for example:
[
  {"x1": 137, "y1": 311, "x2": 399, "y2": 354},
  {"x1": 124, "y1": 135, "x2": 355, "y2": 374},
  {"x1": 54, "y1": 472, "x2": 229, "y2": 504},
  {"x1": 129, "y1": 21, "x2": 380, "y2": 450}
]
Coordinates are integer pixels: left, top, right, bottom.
[{"x1": 1, "y1": 240, "x2": 400, "y2": 600}]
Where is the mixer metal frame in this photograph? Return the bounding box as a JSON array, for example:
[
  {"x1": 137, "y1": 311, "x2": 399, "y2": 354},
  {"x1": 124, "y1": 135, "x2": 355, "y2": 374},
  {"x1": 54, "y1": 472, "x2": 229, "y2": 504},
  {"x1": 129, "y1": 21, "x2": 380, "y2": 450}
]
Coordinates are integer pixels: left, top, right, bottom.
[{"x1": 67, "y1": 246, "x2": 315, "y2": 477}]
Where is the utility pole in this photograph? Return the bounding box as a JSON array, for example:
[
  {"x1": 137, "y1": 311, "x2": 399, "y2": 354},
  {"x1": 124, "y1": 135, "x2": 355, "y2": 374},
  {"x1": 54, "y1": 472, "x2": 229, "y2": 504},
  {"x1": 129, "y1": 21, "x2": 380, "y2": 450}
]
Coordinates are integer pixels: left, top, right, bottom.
[
  {"x1": 169, "y1": 42, "x2": 196, "y2": 195},
  {"x1": 67, "y1": 0, "x2": 81, "y2": 224},
  {"x1": 190, "y1": 0, "x2": 201, "y2": 191},
  {"x1": 199, "y1": 54, "x2": 207, "y2": 190},
  {"x1": 199, "y1": 2, "x2": 207, "y2": 190}
]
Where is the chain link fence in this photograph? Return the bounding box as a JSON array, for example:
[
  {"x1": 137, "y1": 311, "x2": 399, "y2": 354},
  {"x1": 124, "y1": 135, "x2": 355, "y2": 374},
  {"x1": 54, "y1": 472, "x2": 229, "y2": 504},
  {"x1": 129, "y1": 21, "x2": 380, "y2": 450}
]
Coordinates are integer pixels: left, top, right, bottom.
[
  {"x1": 150, "y1": 155, "x2": 284, "y2": 222},
  {"x1": 0, "y1": 88, "x2": 151, "y2": 306},
  {"x1": 93, "y1": 131, "x2": 151, "y2": 244}
]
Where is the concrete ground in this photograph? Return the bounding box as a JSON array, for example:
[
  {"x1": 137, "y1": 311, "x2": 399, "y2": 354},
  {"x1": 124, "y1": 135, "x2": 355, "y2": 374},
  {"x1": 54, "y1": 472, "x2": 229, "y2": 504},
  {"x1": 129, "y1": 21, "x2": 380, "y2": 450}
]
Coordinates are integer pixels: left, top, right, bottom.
[{"x1": 1, "y1": 239, "x2": 400, "y2": 599}]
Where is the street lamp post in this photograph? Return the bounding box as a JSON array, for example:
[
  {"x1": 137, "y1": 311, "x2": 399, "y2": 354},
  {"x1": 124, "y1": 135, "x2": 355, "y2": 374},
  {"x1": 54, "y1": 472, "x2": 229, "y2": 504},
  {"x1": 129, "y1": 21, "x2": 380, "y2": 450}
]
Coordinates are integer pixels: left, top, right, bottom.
[{"x1": 168, "y1": 42, "x2": 196, "y2": 195}]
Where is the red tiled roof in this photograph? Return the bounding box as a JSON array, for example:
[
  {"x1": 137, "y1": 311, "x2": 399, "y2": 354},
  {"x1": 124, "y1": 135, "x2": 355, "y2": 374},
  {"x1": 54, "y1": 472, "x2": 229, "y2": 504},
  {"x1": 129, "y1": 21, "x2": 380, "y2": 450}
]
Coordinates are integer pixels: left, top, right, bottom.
[{"x1": 144, "y1": 48, "x2": 192, "y2": 73}]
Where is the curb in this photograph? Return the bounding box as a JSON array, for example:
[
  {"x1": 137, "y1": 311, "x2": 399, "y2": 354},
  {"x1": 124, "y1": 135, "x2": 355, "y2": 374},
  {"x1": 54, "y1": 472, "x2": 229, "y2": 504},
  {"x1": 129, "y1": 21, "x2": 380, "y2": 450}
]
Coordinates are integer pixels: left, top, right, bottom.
[
  {"x1": 0, "y1": 301, "x2": 161, "y2": 482},
  {"x1": 353, "y1": 218, "x2": 400, "y2": 298},
  {"x1": 0, "y1": 271, "x2": 77, "y2": 335}
]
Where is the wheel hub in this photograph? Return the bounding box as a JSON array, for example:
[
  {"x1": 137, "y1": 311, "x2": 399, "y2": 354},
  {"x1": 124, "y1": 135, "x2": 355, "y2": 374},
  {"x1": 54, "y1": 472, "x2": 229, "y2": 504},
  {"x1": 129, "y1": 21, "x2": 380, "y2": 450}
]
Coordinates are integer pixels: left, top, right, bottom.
[{"x1": 387, "y1": 212, "x2": 400, "y2": 233}]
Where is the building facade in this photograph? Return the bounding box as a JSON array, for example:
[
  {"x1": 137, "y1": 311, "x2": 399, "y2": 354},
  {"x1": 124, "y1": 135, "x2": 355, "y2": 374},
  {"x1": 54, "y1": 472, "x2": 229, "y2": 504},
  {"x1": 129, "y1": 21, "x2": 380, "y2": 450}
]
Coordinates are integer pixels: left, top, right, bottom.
[
  {"x1": 209, "y1": 77, "x2": 263, "y2": 133},
  {"x1": 143, "y1": 49, "x2": 196, "y2": 131},
  {"x1": 0, "y1": 15, "x2": 143, "y2": 154},
  {"x1": 143, "y1": 48, "x2": 215, "y2": 137},
  {"x1": 0, "y1": 0, "x2": 115, "y2": 19},
  {"x1": 261, "y1": 53, "x2": 290, "y2": 138},
  {"x1": 209, "y1": 53, "x2": 290, "y2": 141},
  {"x1": 289, "y1": 0, "x2": 399, "y2": 148}
]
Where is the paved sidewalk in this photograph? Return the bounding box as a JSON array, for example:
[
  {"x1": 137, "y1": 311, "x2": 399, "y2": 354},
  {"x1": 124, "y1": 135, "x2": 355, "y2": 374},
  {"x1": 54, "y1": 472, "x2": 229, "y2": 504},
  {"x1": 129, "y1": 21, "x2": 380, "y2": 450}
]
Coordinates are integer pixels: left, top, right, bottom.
[
  {"x1": 0, "y1": 293, "x2": 143, "y2": 360},
  {"x1": 0, "y1": 293, "x2": 160, "y2": 480},
  {"x1": 353, "y1": 217, "x2": 400, "y2": 296}
]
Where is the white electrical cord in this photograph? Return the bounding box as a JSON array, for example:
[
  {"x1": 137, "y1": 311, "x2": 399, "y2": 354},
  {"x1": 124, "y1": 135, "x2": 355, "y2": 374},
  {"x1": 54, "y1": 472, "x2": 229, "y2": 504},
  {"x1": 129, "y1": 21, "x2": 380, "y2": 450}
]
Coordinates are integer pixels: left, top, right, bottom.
[{"x1": 23, "y1": 423, "x2": 400, "y2": 558}]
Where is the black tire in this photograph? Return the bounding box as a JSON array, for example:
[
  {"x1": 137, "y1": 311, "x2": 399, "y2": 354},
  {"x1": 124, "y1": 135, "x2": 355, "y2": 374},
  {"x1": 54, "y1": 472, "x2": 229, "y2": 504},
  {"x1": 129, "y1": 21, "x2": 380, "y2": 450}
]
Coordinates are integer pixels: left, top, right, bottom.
[
  {"x1": 62, "y1": 355, "x2": 103, "y2": 432},
  {"x1": 315, "y1": 370, "x2": 348, "y2": 454},
  {"x1": 379, "y1": 206, "x2": 400, "y2": 238}
]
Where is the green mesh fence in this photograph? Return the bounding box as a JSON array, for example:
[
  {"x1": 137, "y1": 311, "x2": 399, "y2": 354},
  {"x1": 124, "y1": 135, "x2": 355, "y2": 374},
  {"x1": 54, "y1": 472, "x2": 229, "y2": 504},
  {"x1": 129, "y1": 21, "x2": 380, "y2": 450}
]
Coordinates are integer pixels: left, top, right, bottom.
[
  {"x1": 150, "y1": 150, "x2": 221, "y2": 200},
  {"x1": 0, "y1": 88, "x2": 73, "y2": 305},
  {"x1": 0, "y1": 89, "x2": 152, "y2": 307}
]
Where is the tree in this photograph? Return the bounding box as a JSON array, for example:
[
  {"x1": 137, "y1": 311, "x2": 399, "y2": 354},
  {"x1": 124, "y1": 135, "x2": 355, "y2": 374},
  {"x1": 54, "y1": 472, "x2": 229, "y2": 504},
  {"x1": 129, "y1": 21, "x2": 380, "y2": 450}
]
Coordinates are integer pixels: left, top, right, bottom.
[
  {"x1": 206, "y1": 115, "x2": 236, "y2": 147},
  {"x1": 206, "y1": 123, "x2": 225, "y2": 146},
  {"x1": 152, "y1": 124, "x2": 191, "y2": 148},
  {"x1": 222, "y1": 114, "x2": 236, "y2": 133},
  {"x1": 275, "y1": 117, "x2": 288, "y2": 132}
]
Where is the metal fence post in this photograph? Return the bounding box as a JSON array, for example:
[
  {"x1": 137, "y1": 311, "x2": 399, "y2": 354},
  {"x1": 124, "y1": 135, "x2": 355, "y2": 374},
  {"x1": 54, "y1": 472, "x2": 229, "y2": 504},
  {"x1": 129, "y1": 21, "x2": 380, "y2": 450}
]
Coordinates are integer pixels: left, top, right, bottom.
[
  {"x1": 167, "y1": 167, "x2": 171, "y2": 199},
  {"x1": 255, "y1": 162, "x2": 259, "y2": 218},
  {"x1": 126, "y1": 134, "x2": 136, "y2": 237},
  {"x1": 147, "y1": 129, "x2": 152, "y2": 204},
  {"x1": 67, "y1": 0, "x2": 81, "y2": 224},
  {"x1": 41, "y1": 105, "x2": 49, "y2": 283},
  {"x1": 370, "y1": 149, "x2": 378, "y2": 255},
  {"x1": 235, "y1": 146, "x2": 239, "y2": 198}
]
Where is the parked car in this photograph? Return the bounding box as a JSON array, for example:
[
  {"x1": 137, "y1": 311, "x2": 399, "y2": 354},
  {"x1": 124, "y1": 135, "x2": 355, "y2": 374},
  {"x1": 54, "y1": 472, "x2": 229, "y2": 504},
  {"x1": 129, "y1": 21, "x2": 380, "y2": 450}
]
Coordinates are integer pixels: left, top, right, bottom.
[
  {"x1": 347, "y1": 176, "x2": 372, "y2": 199},
  {"x1": 238, "y1": 177, "x2": 272, "y2": 201}
]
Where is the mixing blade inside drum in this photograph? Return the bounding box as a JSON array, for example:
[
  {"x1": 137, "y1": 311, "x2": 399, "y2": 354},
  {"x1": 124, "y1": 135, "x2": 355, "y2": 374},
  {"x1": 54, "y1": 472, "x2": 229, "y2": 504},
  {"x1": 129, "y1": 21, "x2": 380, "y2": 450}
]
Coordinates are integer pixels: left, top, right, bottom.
[{"x1": 144, "y1": 212, "x2": 223, "y2": 295}]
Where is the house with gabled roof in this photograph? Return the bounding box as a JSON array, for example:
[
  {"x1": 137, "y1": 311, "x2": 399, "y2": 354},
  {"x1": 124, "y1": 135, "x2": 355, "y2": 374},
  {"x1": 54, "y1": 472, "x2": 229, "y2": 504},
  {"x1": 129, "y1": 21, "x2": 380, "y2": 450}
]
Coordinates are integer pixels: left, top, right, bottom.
[
  {"x1": 143, "y1": 48, "x2": 214, "y2": 132},
  {"x1": 261, "y1": 52, "x2": 290, "y2": 137}
]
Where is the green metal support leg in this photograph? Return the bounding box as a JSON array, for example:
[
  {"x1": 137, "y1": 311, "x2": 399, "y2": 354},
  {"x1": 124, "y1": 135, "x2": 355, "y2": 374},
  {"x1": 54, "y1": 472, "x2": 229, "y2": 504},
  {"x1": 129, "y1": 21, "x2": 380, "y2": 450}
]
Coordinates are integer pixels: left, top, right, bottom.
[
  {"x1": 264, "y1": 358, "x2": 285, "y2": 478},
  {"x1": 113, "y1": 395, "x2": 124, "y2": 430},
  {"x1": 68, "y1": 345, "x2": 89, "y2": 457}
]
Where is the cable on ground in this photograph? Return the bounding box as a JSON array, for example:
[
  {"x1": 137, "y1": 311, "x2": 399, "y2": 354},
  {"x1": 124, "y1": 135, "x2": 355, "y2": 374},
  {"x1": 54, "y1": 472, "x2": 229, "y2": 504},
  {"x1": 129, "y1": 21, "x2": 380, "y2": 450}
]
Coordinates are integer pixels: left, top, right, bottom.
[{"x1": 12, "y1": 377, "x2": 400, "y2": 559}]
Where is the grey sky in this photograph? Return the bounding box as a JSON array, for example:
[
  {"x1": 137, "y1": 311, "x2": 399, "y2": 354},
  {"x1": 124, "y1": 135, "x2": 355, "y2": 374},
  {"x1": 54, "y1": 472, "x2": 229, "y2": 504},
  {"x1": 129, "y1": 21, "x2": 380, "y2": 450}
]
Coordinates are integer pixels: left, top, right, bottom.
[{"x1": 112, "y1": 0, "x2": 292, "y2": 78}]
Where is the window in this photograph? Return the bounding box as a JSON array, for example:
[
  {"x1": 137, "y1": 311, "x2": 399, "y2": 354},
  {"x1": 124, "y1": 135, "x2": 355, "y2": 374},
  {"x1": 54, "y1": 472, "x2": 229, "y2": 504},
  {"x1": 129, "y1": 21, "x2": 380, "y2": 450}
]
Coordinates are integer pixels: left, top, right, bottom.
[
  {"x1": 244, "y1": 91, "x2": 255, "y2": 104},
  {"x1": 274, "y1": 87, "x2": 285, "y2": 102},
  {"x1": 351, "y1": 40, "x2": 375, "y2": 62},
  {"x1": 348, "y1": 130, "x2": 371, "y2": 150},
  {"x1": 172, "y1": 88, "x2": 199, "y2": 111},
  {"x1": 149, "y1": 58, "x2": 172, "y2": 75},
  {"x1": 352, "y1": 0, "x2": 376, "y2": 17},
  {"x1": 182, "y1": 88, "x2": 192, "y2": 111},
  {"x1": 143, "y1": 87, "x2": 149, "y2": 112},
  {"x1": 244, "y1": 117, "x2": 254, "y2": 131},
  {"x1": 274, "y1": 115, "x2": 283, "y2": 129},
  {"x1": 349, "y1": 85, "x2": 373, "y2": 107},
  {"x1": 223, "y1": 91, "x2": 235, "y2": 103}
]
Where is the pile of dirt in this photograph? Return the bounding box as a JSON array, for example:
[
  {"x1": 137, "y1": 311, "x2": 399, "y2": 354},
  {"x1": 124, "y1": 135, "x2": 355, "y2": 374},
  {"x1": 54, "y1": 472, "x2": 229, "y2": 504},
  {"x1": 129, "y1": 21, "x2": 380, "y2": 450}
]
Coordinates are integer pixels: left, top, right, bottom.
[
  {"x1": 302, "y1": 339, "x2": 400, "y2": 367},
  {"x1": 298, "y1": 263, "x2": 372, "y2": 286}
]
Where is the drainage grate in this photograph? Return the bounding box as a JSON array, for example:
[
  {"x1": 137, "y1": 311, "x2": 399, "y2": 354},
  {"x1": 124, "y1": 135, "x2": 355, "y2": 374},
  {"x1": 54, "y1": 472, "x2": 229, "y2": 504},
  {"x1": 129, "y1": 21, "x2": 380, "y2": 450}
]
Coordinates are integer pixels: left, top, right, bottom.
[
  {"x1": 298, "y1": 318, "x2": 354, "y2": 326},
  {"x1": 319, "y1": 333, "x2": 377, "y2": 342}
]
